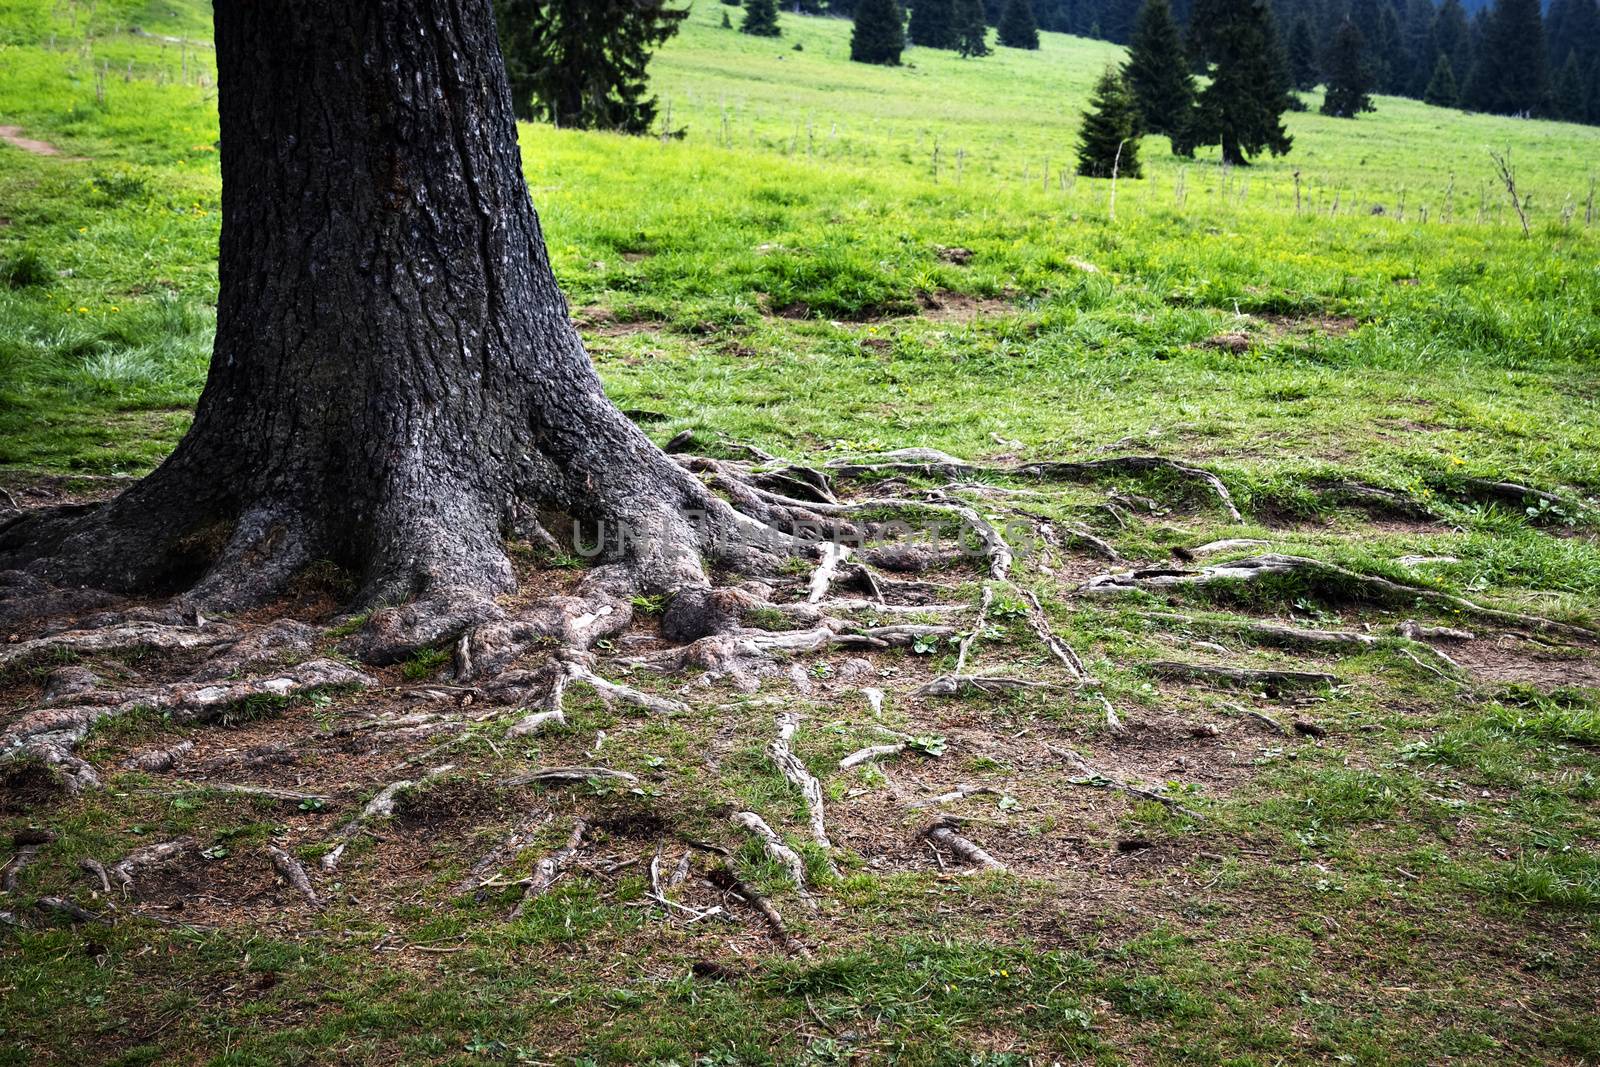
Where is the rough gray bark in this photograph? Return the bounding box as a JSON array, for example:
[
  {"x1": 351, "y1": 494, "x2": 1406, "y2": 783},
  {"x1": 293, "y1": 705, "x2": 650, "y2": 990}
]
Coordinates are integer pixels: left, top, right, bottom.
[{"x1": 0, "y1": 0, "x2": 780, "y2": 650}]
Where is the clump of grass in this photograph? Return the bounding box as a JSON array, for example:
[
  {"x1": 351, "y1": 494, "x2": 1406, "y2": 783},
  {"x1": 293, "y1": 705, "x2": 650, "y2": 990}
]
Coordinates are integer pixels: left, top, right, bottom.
[{"x1": 1, "y1": 247, "x2": 52, "y2": 289}]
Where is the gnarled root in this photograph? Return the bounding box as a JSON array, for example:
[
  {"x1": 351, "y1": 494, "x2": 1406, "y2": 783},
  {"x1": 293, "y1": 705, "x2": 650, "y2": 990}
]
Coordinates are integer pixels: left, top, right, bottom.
[
  {"x1": 924, "y1": 819, "x2": 1006, "y2": 873},
  {"x1": 731, "y1": 811, "x2": 813, "y2": 904},
  {"x1": 766, "y1": 712, "x2": 834, "y2": 864},
  {"x1": 266, "y1": 846, "x2": 320, "y2": 906},
  {"x1": 510, "y1": 818, "x2": 588, "y2": 918},
  {"x1": 321, "y1": 765, "x2": 452, "y2": 872},
  {"x1": 1082, "y1": 554, "x2": 1600, "y2": 643}
]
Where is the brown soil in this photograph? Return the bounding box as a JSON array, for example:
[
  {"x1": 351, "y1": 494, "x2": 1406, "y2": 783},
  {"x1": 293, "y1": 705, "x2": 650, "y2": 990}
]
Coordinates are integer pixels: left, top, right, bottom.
[{"x1": 0, "y1": 124, "x2": 85, "y2": 159}]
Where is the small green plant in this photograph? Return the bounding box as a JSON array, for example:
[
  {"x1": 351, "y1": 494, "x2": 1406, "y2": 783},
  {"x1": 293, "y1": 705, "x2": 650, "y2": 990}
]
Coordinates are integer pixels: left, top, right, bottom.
[
  {"x1": 630, "y1": 593, "x2": 668, "y2": 614},
  {"x1": 401, "y1": 645, "x2": 452, "y2": 680}
]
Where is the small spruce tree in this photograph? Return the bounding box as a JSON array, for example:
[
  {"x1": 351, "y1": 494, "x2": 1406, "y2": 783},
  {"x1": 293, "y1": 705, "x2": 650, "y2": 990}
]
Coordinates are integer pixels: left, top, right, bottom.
[
  {"x1": 1286, "y1": 15, "x2": 1320, "y2": 91},
  {"x1": 1322, "y1": 18, "x2": 1377, "y2": 117},
  {"x1": 852, "y1": 0, "x2": 907, "y2": 63},
  {"x1": 1077, "y1": 66, "x2": 1144, "y2": 177},
  {"x1": 998, "y1": 0, "x2": 1040, "y2": 47},
  {"x1": 909, "y1": 0, "x2": 959, "y2": 47},
  {"x1": 742, "y1": 0, "x2": 783, "y2": 37},
  {"x1": 956, "y1": 0, "x2": 992, "y2": 54},
  {"x1": 1123, "y1": 0, "x2": 1195, "y2": 138},
  {"x1": 1423, "y1": 50, "x2": 1460, "y2": 105}
]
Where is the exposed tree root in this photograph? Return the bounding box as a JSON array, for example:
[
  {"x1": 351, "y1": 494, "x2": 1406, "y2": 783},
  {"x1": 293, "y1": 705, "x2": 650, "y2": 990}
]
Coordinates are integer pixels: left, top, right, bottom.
[
  {"x1": 1147, "y1": 661, "x2": 1342, "y2": 691},
  {"x1": 266, "y1": 845, "x2": 320, "y2": 906},
  {"x1": 731, "y1": 811, "x2": 813, "y2": 903},
  {"x1": 510, "y1": 818, "x2": 588, "y2": 918},
  {"x1": 1, "y1": 659, "x2": 375, "y2": 793},
  {"x1": 1219, "y1": 702, "x2": 1293, "y2": 736},
  {"x1": 122, "y1": 741, "x2": 195, "y2": 773},
  {"x1": 500, "y1": 766, "x2": 638, "y2": 788},
  {"x1": 322, "y1": 765, "x2": 451, "y2": 872},
  {"x1": 766, "y1": 712, "x2": 834, "y2": 864},
  {"x1": 909, "y1": 784, "x2": 1002, "y2": 808},
  {"x1": 108, "y1": 838, "x2": 193, "y2": 895},
  {"x1": 456, "y1": 809, "x2": 552, "y2": 895},
  {"x1": 166, "y1": 782, "x2": 330, "y2": 804},
  {"x1": 1046, "y1": 744, "x2": 1203, "y2": 819},
  {"x1": 707, "y1": 862, "x2": 813, "y2": 959},
  {"x1": 2, "y1": 831, "x2": 50, "y2": 894},
  {"x1": 822, "y1": 449, "x2": 1244, "y2": 523},
  {"x1": 924, "y1": 818, "x2": 1006, "y2": 873},
  {"x1": 0, "y1": 619, "x2": 238, "y2": 673},
  {"x1": 1080, "y1": 554, "x2": 1600, "y2": 643}
]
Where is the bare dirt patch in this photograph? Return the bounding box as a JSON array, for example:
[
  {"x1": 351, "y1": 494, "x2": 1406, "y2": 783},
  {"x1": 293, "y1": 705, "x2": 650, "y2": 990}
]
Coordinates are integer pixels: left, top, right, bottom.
[
  {"x1": 1450, "y1": 633, "x2": 1600, "y2": 689},
  {"x1": 0, "y1": 125, "x2": 85, "y2": 160},
  {"x1": 914, "y1": 289, "x2": 1016, "y2": 323}
]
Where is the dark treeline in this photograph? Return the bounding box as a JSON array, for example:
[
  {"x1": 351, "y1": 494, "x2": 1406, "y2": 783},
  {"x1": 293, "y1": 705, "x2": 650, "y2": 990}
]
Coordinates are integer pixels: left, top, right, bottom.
[{"x1": 808, "y1": 0, "x2": 1600, "y2": 125}]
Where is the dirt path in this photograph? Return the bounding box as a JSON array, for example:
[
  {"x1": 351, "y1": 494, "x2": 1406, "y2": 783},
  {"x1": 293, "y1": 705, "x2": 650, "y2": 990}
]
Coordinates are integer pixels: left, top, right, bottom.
[{"x1": 0, "y1": 124, "x2": 83, "y2": 159}]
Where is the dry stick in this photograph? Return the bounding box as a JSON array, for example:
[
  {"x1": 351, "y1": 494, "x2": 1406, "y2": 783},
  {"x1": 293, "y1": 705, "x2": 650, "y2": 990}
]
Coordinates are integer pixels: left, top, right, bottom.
[
  {"x1": 730, "y1": 811, "x2": 813, "y2": 904},
  {"x1": 1219, "y1": 701, "x2": 1292, "y2": 736},
  {"x1": 925, "y1": 819, "x2": 1006, "y2": 873},
  {"x1": 266, "y1": 846, "x2": 320, "y2": 906},
  {"x1": 1489, "y1": 149, "x2": 1531, "y2": 237},
  {"x1": 510, "y1": 818, "x2": 588, "y2": 919},
  {"x1": 767, "y1": 712, "x2": 835, "y2": 867},
  {"x1": 1045, "y1": 744, "x2": 1203, "y2": 819}
]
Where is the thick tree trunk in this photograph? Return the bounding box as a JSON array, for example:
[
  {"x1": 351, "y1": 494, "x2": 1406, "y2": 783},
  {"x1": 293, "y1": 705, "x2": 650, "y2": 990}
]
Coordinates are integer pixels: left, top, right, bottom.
[{"x1": 1, "y1": 0, "x2": 766, "y2": 624}]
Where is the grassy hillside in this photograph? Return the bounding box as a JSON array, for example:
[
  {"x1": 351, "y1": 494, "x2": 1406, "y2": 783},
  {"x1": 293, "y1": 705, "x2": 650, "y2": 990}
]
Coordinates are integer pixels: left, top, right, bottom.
[{"x1": 1, "y1": 3, "x2": 1599, "y2": 1066}]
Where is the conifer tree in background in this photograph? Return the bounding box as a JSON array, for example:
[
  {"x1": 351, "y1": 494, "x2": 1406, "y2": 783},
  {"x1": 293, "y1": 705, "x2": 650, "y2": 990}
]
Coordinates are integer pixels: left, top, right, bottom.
[
  {"x1": 998, "y1": 0, "x2": 1041, "y2": 47},
  {"x1": 1400, "y1": 0, "x2": 1437, "y2": 96},
  {"x1": 1432, "y1": 0, "x2": 1472, "y2": 84},
  {"x1": 1463, "y1": 0, "x2": 1549, "y2": 114},
  {"x1": 1348, "y1": 0, "x2": 1396, "y2": 91},
  {"x1": 851, "y1": 0, "x2": 907, "y2": 63},
  {"x1": 1322, "y1": 18, "x2": 1377, "y2": 116},
  {"x1": 742, "y1": 0, "x2": 783, "y2": 36},
  {"x1": 956, "y1": 0, "x2": 992, "y2": 53},
  {"x1": 1423, "y1": 50, "x2": 1459, "y2": 104},
  {"x1": 1123, "y1": 0, "x2": 1195, "y2": 138},
  {"x1": 1286, "y1": 14, "x2": 1321, "y2": 91},
  {"x1": 909, "y1": 0, "x2": 959, "y2": 47},
  {"x1": 1077, "y1": 66, "x2": 1144, "y2": 177},
  {"x1": 1185, "y1": 0, "x2": 1294, "y2": 163},
  {"x1": 495, "y1": 0, "x2": 687, "y2": 132},
  {"x1": 1553, "y1": 51, "x2": 1585, "y2": 118}
]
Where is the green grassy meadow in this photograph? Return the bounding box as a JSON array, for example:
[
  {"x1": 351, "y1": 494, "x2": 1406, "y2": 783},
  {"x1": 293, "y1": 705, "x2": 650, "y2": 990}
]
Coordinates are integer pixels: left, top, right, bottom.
[{"x1": 2, "y1": 2, "x2": 1600, "y2": 1065}]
